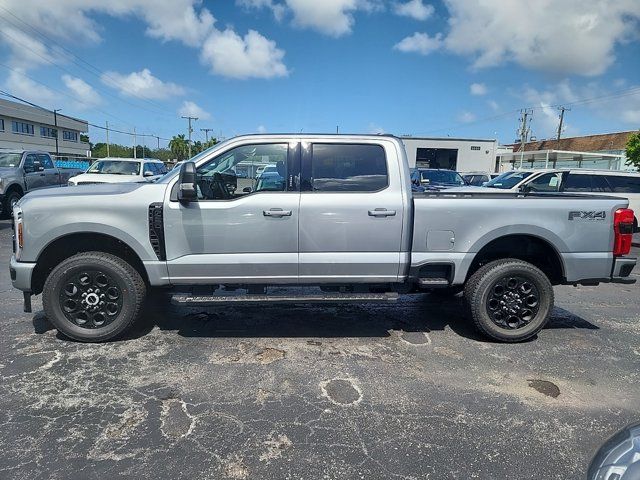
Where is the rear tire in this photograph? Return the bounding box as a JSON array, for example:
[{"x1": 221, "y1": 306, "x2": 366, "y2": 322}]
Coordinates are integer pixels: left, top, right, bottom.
[
  {"x1": 43, "y1": 252, "x2": 146, "y2": 342},
  {"x1": 464, "y1": 259, "x2": 553, "y2": 342}
]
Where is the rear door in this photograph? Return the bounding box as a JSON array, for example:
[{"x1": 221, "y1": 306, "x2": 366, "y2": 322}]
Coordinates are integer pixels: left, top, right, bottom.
[
  {"x1": 298, "y1": 141, "x2": 404, "y2": 282},
  {"x1": 38, "y1": 154, "x2": 60, "y2": 186}
]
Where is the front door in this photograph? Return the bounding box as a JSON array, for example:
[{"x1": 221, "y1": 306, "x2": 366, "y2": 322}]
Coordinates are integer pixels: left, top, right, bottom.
[
  {"x1": 164, "y1": 141, "x2": 300, "y2": 284},
  {"x1": 38, "y1": 154, "x2": 60, "y2": 187},
  {"x1": 298, "y1": 141, "x2": 405, "y2": 282},
  {"x1": 22, "y1": 154, "x2": 46, "y2": 191}
]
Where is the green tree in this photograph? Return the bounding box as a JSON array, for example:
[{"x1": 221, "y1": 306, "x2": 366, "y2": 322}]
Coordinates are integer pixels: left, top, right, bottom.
[
  {"x1": 626, "y1": 131, "x2": 640, "y2": 170},
  {"x1": 169, "y1": 134, "x2": 189, "y2": 161}
]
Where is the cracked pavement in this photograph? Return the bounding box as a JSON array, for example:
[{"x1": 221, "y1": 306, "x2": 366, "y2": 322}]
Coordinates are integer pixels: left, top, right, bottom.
[{"x1": 1, "y1": 219, "x2": 639, "y2": 479}]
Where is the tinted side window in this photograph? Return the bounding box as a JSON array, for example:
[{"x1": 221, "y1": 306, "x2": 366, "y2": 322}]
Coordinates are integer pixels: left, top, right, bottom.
[
  {"x1": 527, "y1": 172, "x2": 562, "y2": 192},
  {"x1": 38, "y1": 154, "x2": 54, "y2": 169},
  {"x1": 564, "y1": 174, "x2": 591, "y2": 192},
  {"x1": 605, "y1": 175, "x2": 640, "y2": 193},
  {"x1": 310, "y1": 144, "x2": 387, "y2": 192},
  {"x1": 23, "y1": 154, "x2": 36, "y2": 172},
  {"x1": 592, "y1": 175, "x2": 612, "y2": 192}
]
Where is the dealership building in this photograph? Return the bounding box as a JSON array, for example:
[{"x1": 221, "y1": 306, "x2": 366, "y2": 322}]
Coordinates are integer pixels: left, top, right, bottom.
[
  {"x1": 400, "y1": 136, "x2": 498, "y2": 172},
  {"x1": 0, "y1": 98, "x2": 90, "y2": 158}
]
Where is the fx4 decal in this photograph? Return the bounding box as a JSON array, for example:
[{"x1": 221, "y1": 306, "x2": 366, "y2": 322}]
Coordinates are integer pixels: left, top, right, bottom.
[{"x1": 568, "y1": 211, "x2": 606, "y2": 221}]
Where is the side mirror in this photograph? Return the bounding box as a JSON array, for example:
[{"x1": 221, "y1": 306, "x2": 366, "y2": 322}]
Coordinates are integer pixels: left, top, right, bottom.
[
  {"x1": 177, "y1": 161, "x2": 198, "y2": 203},
  {"x1": 143, "y1": 170, "x2": 154, "y2": 177},
  {"x1": 37, "y1": 165, "x2": 45, "y2": 172}
]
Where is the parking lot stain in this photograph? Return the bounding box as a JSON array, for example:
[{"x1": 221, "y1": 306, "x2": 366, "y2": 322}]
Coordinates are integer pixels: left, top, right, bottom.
[
  {"x1": 527, "y1": 379, "x2": 561, "y2": 398},
  {"x1": 256, "y1": 347, "x2": 286, "y2": 364},
  {"x1": 400, "y1": 331, "x2": 431, "y2": 345},
  {"x1": 320, "y1": 378, "x2": 363, "y2": 406},
  {"x1": 160, "y1": 399, "x2": 196, "y2": 439},
  {"x1": 259, "y1": 434, "x2": 293, "y2": 462}
]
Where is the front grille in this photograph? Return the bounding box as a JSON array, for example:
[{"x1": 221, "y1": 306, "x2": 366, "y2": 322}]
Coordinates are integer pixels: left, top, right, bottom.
[
  {"x1": 148, "y1": 203, "x2": 166, "y2": 261},
  {"x1": 77, "y1": 181, "x2": 105, "y2": 185}
]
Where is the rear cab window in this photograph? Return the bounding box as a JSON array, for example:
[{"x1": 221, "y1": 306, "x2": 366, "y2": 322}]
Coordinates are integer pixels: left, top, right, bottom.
[
  {"x1": 605, "y1": 175, "x2": 640, "y2": 193},
  {"x1": 303, "y1": 143, "x2": 388, "y2": 192}
]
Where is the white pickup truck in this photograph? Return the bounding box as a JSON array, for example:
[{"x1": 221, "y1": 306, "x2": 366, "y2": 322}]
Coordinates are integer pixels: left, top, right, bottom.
[{"x1": 9, "y1": 134, "x2": 636, "y2": 343}]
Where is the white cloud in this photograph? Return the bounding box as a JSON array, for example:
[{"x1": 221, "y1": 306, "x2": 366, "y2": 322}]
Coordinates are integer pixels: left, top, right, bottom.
[
  {"x1": 457, "y1": 111, "x2": 476, "y2": 123},
  {"x1": 257, "y1": 125, "x2": 268, "y2": 133},
  {"x1": 394, "y1": 0, "x2": 434, "y2": 21},
  {"x1": 394, "y1": 32, "x2": 442, "y2": 55},
  {"x1": 470, "y1": 82, "x2": 487, "y2": 96},
  {"x1": 285, "y1": 0, "x2": 384, "y2": 37},
  {"x1": 201, "y1": 29, "x2": 288, "y2": 79},
  {"x1": 487, "y1": 99, "x2": 499, "y2": 111},
  {"x1": 442, "y1": 0, "x2": 640, "y2": 76},
  {"x1": 237, "y1": 0, "x2": 287, "y2": 21},
  {"x1": 179, "y1": 101, "x2": 211, "y2": 120},
  {"x1": 4, "y1": 69, "x2": 56, "y2": 108},
  {"x1": 368, "y1": 123, "x2": 385, "y2": 134},
  {"x1": 101, "y1": 69, "x2": 185, "y2": 99},
  {"x1": 0, "y1": 0, "x2": 288, "y2": 81},
  {"x1": 62, "y1": 74, "x2": 102, "y2": 109}
]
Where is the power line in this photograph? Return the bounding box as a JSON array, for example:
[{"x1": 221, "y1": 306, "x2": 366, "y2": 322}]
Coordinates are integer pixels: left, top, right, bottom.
[{"x1": 0, "y1": 7, "x2": 174, "y2": 118}]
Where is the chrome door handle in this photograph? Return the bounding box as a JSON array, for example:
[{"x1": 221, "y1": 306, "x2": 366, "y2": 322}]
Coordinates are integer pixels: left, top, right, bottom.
[
  {"x1": 368, "y1": 208, "x2": 396, "y2": 217},
  {"x1": 263, "y1": 208, "x2": 292, "y2": 217}
]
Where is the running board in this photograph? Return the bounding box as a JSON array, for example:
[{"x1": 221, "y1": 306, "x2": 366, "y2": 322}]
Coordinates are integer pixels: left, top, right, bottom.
[
  {"x1": 171, "y1": 292, "x2": 399, "y2": 306},
  {"x1": 418, "y1": 278, "x2": 450, "y2": 288}
]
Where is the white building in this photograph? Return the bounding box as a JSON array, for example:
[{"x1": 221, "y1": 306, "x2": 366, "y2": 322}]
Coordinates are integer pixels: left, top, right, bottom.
[
  {"x1": 0, "y1": 98, "x2": 90, "y2": 158},
  {"x1": 400, "y1": 136, "x2": 498, "y2": 172}
]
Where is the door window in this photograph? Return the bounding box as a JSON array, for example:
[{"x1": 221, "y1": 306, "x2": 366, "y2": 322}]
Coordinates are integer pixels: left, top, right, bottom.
[
  {"x1": 196, "y1": 143, "x2": 289, "y2": 200},
  {"x1": 23, "y1": 154, "x2": 38, "y2": 173},
  {"x1": 605, "y1": 175, "x2": 640, "y2": 193},
  {"x1": 37, "y1": 154, "x2": 54, "y2": 169},
  {"x1": 564, "y1": 174, "x2": 592, "y2": 192},
  {"x1": 527, "y1": 172, "x2": 562, "y2": 192},
  {"x1": 305, "y1": 144, "x2": 388, "y2": 192}
]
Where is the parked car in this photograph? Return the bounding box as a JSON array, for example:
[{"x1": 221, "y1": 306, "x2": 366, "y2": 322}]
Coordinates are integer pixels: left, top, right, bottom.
[
  {"x1": 68, "y1": 158, "x2": 167, "y2": 185},
  {"x1": 460, "y1": 171, "x2": 500, "y2": 186},
  {"x1": 0, "y1": 150, "x2": 84, "y2": 218},
  {"x1": 452, "y1": 169, "x2": 640, "y2": 231},
  {"x1": 410, "y1": 168, "x2": 466, "y2": 190},
  {"x1": 9, "y1": 134, "x2": 636, "y2": 344}
]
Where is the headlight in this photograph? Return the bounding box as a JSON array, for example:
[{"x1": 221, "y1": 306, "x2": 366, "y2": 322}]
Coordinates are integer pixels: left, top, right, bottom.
[{"x1": 68, "y1": 179, "x2": 75, "y2": 186}]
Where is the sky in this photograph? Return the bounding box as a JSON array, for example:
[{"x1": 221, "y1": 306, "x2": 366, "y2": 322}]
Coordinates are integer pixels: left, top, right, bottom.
[{"x1": 0, "y1": 0, "x2": 638, "y2": 149}]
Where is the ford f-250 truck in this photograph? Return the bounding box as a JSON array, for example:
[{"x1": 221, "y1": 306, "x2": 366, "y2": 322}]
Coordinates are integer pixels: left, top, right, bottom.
[
  {"x1": 0, "y1": 150, "x2": 83, "y2": 218},
  {"x1": 9, "y1": 134, "x2": 637, "y2": 343}
]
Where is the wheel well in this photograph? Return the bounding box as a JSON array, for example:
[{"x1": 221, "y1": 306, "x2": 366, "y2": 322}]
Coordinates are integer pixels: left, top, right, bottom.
[
  {"x1": 31, "y1": 232, "x2": 148, "y2": 295},
  {"x1": 5, "y1": 183, "x2": 24, "y2": 196},
  {"x1": 467, "y1": 235, "x2": 564, "y2": 285}
]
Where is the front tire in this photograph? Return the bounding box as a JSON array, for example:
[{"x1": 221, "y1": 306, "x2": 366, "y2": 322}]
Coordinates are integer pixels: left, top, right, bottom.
[
  {"x1": 464, "y1": 259, "x2": 553, "y2": 342},
  {"x1": 43, "y1": 252, "x2": 146, "y2": 342},
  {"x1": 1, "y1": 190, "x2": 21, "y2": 219}
]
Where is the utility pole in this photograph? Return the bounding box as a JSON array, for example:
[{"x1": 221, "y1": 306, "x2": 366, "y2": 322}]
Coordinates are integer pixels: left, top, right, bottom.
[
  {"x1": 182, "y1": 116, "x2": 198, "y2": 158},
  {"x1": 556, "y1": 106, "x2": 570, "y2": 142},
  {"x1": 133, "y1": 127, "x2": 137, "y2": 159},
  {"x1": 200, "y1": 128, "x2": 214, "y2": 142},
  {"x1": 53, "y1": 109, "x2": 61, "y2": 157},
  {"x1": 105, "y1": 121, "x2": 110, "y2": 157},
  {"x1": 517, "y1": 109, "x2": 533, "y2": 169},
  {"x1": 154, "y1": 135, "x2": 160, "y2": 150}
]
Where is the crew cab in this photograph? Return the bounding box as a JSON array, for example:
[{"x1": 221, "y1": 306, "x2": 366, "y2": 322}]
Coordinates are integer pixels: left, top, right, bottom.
[
  {"x1": 9, "y1": 135, "x2": 637, "y2": 343},
  {"x1": 0, "y1": 150, "x2": 83, "y2": 217}
]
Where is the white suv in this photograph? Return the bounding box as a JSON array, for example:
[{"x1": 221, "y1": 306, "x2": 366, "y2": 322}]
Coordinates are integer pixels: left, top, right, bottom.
[{"x1": 68, "y1": 158, "x2": 167, "y2": 185}]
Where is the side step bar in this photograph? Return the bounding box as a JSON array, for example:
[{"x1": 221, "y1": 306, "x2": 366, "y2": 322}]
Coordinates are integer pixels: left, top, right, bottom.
[
  {"x1": 418, "y1": 277, "x2": 450, "y2": 288},
  {"x1": 171, "y1": 292, "x2": 399, "y2": 306}
]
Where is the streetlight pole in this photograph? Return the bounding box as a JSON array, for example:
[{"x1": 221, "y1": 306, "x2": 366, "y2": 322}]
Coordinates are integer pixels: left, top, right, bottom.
[
  {"x1": 182, "y1": 116, "x2": 198, "y2": 158},
  {"x1": 53, "y1": 109, "x2": 61, "y2": 157}
]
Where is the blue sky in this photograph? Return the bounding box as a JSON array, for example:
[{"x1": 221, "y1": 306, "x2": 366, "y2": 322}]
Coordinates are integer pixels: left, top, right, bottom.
[{"x1": 0, "y1": 0, "x2": 638, "y2": 148}]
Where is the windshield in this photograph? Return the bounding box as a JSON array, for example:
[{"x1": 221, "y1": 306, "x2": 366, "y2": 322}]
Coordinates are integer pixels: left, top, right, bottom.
[
  {"x1": 484, "y1": 171, "x2": 534, "y2": 189},
  {"x1": 87, "y1": 160, "x2": 141, "y2": 175},
  {"x1": 0, "y1": 153, "x2": 22, "y2": 168},
  {"x1": 417, "y1": 170, "x2": 465, "y2": 186}
]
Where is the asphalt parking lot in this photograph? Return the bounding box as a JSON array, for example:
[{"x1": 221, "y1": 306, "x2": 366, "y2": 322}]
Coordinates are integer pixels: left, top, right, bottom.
[{"x1": 1, "y1": 219, "x2": 639, "y2": 480}]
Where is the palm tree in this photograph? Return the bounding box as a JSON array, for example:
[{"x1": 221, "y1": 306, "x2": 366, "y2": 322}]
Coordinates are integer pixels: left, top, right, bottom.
[{"x1": 169, "y1": 134, "x2": 188, "y2": 161}]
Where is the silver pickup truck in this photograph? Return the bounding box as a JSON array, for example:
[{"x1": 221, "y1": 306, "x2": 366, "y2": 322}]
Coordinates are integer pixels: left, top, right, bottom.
[
  {"x1": 0, "y1": 150, "x2": 83, "y2": 217},
  {"x1": 9, "y1": 134, "x2": 637, "y2": 343}
]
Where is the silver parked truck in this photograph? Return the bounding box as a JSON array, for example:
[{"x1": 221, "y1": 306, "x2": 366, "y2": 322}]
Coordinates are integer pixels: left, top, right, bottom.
[{"x1": 9, "y1": 135, "x2": 637, "y2": 343}]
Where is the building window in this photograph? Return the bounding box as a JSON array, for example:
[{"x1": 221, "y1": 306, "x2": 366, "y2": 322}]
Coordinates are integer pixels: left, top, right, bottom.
[
  {"x1": 63, "y1": 130, "x2": 78, "y2": 142},
  {"x1": 0, "y1": 119, "x2": 4, "y2": 131},
  {"x1": 470, "y1": 146, "x2": 481, "y2": 151},
  {"x1": 40, "y1": 126, "x2": 58, "y2": 138},
  {"x1": 11, "y1": 121, "x2": 35, "y2": 135}
]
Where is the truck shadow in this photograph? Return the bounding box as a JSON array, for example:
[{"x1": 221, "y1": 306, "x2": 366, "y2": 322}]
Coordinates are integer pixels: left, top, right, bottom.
[{"x1": 126, "y1": 294, "x2": 598, "y2": 343}]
